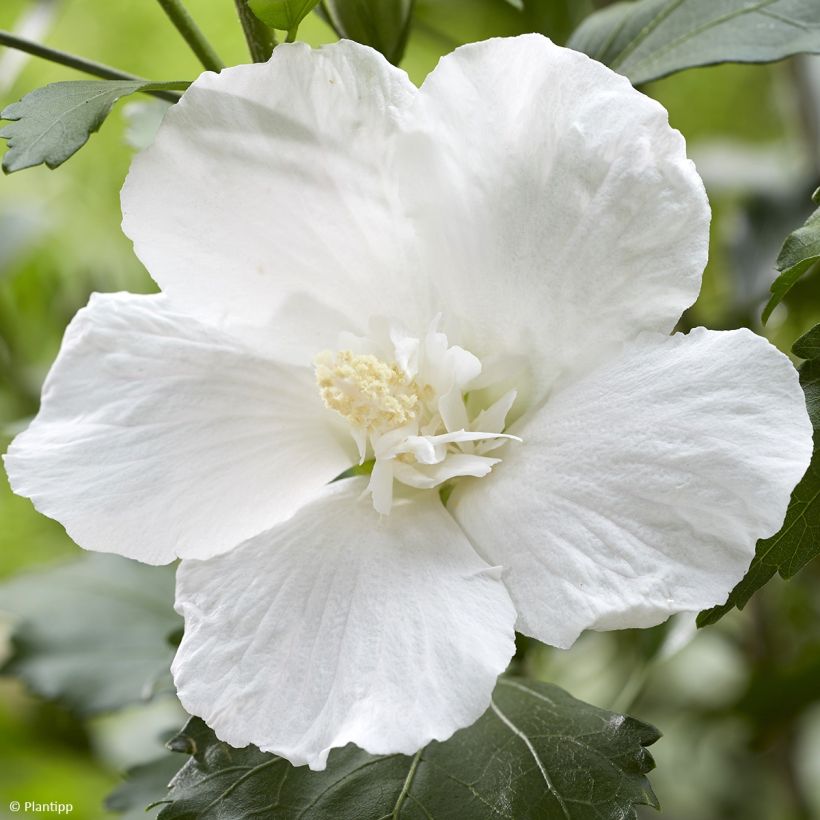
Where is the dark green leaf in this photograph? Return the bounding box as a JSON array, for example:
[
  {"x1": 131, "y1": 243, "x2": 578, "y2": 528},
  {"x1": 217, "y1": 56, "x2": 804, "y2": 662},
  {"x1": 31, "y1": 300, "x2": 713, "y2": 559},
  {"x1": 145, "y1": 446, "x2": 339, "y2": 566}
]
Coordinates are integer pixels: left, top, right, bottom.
[
  {"x1": 0, "y1": 553, "x2": 180, "y2": 714},
  {"x1": 410, "y1": 0, "x2": 524, "y2": 53},
  {"x1": 734, "y1": 640, "x2": 820, "y2": 742},
  {"x1": 248, "y1": 0, "x2": 321, "y2": 34},
  {"x1": 321, "y1": 0, "x2": 415, "y2": 65},
  {"x1": 763, "y1": 189, "x2": 820, "y2": 322},
  {"x1": 698, "y1": 327, "x2": 820, "y2": 626},
  {"x1": 106, "y1": 755, "x2": 183, "y2": 820},
  {"x1": 519, "y1": 0, "x2": 595, "y2": 44},
  {"x1": 793, "y1": 323, "x2": 820, "y2": 363},
  {"x1": 157, "y1": 678, "x2": 659, "y2": 820},
  {"x1": 0, "y1": 80, "x2": 188, "y2": 174},
  {"x1": 567, "y1": 0, "x2": 820, "y2": 86}
]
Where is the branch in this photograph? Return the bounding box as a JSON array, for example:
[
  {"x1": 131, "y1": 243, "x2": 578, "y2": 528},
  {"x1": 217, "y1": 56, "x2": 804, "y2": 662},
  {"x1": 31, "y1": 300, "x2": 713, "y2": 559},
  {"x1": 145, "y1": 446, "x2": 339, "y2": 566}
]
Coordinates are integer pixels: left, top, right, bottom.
[
  {"x1": 0, "y1": 30, "x2": 182, "y2": 102},
  {"x1": 155, "y1": 0, "x2": 224, "y2": 72},
  {"x1": 234, "y1": 0, "x2": 275, "y2": 62}
]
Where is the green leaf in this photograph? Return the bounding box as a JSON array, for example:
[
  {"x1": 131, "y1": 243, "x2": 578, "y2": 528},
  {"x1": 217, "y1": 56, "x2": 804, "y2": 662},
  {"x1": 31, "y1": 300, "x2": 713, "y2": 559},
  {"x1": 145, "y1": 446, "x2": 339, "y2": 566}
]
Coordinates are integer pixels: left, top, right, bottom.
[
  {"x1": 0, "y1": 80, "x2": 188, "y2": 174},
  {"x1": 321, "y1": 0, "x2": 415, "y2": 65},
  {"x1": 762, "y1": 190, "x2": 820, "y2": 323},
  {"x1": 156, "y1": 678, "x2": 659, "y2": 820},
  {"x1": 248, "y1": 0, "x2": 321, "y2": 34},
  {"x1": 106, "y1": 755, "x2": 183, "y2": 820},
  {"x1": 520, "y1": 0, "x2": 596, "y2": 44},
  {"x1": 0, "y1": 553, "x2": 181, "y2": 715},
  {"x1": 566, "y1": 0, "x2": 820, "y2": 85},
  {"x1": 793, "y1": 323, "x2": 820, "y2": 364},
  {"x1": 409, "y1": 0, "x2": 524, "y2": 57},
  {"x1": 698, "y1": 325, "x2": 820, "y2": 626}
]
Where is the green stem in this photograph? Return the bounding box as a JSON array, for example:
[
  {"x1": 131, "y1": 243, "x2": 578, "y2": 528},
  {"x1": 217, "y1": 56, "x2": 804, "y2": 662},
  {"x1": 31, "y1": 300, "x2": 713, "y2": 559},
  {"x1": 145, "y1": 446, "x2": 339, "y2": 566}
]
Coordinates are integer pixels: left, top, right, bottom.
[
  {"x1": 0, "y1": 30, "x2": 182, "y2": 102},
  {"x1": 234, "y1": 0, "x2": 275, "y2": 62},
  {"x1": 392, "y1": 749, "x2": 423, "y2": 818},
  {"x1": 155, "y1": 0, "x2": 224, "y2": 72}
]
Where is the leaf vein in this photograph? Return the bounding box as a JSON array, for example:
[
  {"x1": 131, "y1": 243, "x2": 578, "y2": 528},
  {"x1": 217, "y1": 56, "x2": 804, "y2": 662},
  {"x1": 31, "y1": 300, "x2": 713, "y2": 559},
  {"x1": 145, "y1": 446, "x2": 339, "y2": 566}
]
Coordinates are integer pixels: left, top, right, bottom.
[{"x1": 490, "y1": 698, "x2": 571, "y2": 819}]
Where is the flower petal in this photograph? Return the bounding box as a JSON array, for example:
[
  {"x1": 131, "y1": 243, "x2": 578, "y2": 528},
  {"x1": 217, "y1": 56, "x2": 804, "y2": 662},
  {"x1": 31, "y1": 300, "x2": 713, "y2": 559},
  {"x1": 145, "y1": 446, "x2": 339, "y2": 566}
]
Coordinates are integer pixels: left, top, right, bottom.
[
  {"x1": 3, "y1": 293, "x2": 353, "y2": 564},
  {"x1": 121, "y1": 41, "x2": 421, "y2": 357},
  {"x1": 172, "y1": 478, "x2": 516, "y2": 769},
  {"x1": 404, "y1": 35, "x2": 710, "y2": 392},
  {"x1": 449, "y1": 328, "x2": 812, "y2": 648}
]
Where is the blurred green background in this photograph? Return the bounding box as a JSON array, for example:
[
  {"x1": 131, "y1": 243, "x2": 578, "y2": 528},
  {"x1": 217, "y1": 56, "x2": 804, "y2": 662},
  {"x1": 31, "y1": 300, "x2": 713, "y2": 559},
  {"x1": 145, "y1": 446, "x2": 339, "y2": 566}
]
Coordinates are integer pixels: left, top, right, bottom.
[{"x1": 1, "y1": 1, "x2": 820, "y2": 818}]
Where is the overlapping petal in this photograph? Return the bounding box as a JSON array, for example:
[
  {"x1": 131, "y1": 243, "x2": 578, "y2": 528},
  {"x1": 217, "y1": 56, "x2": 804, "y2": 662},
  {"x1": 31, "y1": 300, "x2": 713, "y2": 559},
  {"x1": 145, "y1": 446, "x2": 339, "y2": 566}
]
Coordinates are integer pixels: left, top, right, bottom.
[
  {"x1": 122, "y1": 36, "x2": 708, "y2": 387},
  {"x1": 173, "y1": 478, "x2": 516, "y2": 769},
  {"x1": 404, "y1": 35, "x2": 710, "y2": 391},
  {"x1": 4, "y1": 293, "x2": 354, "y2": 564},
  {"x1": 121, "y1": 41, "x2": 423, "y2": 359},
  {"x1": 449, "y1": 328, "x2": 813, "y2": 648}
]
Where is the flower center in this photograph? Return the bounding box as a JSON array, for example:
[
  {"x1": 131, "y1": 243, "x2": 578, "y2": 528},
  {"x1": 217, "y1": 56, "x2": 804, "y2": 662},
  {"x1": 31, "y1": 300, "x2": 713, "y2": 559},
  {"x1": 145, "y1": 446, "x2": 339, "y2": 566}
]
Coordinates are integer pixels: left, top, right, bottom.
[
  {"x1": 315, "y1": 351, "x2": 420, "y2": 433},
  {"x1": 314, "y1": 320, "x2": 520, "y2": 514}
]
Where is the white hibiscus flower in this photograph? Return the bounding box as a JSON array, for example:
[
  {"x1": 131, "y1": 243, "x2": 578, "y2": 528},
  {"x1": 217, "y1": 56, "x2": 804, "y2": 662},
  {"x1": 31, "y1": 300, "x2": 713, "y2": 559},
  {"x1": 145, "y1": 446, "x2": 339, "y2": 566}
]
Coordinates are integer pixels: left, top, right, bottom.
[{"x1": 3, "y1": 35, "x2": 812, "y2": 770}]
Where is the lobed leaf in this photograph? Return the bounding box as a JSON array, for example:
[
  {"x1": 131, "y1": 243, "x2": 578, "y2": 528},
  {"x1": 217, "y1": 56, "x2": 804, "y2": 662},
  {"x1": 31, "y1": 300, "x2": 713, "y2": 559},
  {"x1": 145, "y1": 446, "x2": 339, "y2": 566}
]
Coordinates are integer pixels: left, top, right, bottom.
[
  {"x1": 698, "y1": 324, "x2": 820, "y2": 626},
  {"x1": 0, "y1": 80, "x2": 188, "y2": 174},
  {"x1": 567, "y1": 0, "x2": 820, "y2": 86},
  {"x1": 0, "y1": 553, "x2": 180, "y2": 714},
  {"x1": 155, "y1": 678, "x2": 659, "y2": 820},
  {"x1": 106, "y1": 756, "x2": 184, "y2": 820},
  {"x1": 763, "y1": 189, "x2": 820, "y2": 322}
]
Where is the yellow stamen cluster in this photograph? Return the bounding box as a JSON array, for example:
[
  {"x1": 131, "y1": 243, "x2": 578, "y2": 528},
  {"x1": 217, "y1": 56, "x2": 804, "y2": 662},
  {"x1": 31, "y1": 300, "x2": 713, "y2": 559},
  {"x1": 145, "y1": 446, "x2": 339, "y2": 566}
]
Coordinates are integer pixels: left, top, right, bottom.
[{"x1": 315, "y1": 351, "x2": 420, "y2": 432}]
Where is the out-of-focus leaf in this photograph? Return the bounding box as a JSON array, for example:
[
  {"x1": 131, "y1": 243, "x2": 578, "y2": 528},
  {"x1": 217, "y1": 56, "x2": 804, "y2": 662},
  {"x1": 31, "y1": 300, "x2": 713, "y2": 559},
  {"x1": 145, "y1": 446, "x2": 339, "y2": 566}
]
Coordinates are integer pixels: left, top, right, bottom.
[
  {"x1": 520, "y1": 0, "x2": 594, "y2": 44},
  {"x1": 699, "y1": 325, "x2": 820, "y2": 626},
  {"x1": 411, "y1": 0, "x2": 524, "y2": 54},
  {"x1": 321, "y1": 0, "x2": 415, "y2": 64},
  {"x1": 734, "y1": 643, "x2": 820, "y2": 742},
  {"x1": 793, "y1": 324, "x2": 820, "y2": 364},
  {"x1": 106, "y1": 755, "x2": 182, "y2": 820},
  {"x1": 156, "y1": 679, "x2": 659, "y2": 820},
  {"x1": 0, "y1": 553, "x2": 180, "y2": 714},
  {"x1": 248, "y1": 0, "x2": 321, "y2": 33},
  {"x1": 0, "y1": 80, "x2": 188, "y2": 173},
  {"x1": 0, "y1": 207, "x2": 46, "y2": 272},
  {"x1": 763, "y1": 189, "x2": 820, "y2": 322},
  {"x1": 567, "y1": 0, "x2": 820, "y2": 85}
]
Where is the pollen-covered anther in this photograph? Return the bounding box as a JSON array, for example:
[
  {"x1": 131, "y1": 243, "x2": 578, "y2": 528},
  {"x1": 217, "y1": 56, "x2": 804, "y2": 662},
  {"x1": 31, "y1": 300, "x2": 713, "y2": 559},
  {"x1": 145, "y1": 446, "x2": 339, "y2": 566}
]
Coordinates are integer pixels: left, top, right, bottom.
[{"x1": 315, "y1": 350, "x2": 420, "y2": 432}]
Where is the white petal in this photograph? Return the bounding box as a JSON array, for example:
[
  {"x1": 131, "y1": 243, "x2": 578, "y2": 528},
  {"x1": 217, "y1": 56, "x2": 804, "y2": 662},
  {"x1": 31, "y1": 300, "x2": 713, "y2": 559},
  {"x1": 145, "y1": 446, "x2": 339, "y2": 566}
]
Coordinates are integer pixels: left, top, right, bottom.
[
  {"x1": 401, "y1": 435, "x2": 440, "y2": 464},
  {"x1": 172, "y1": 479, "x2": 516, "y2": 769},
  {"x1": 368, "y1": 457, "x2": 395, "y2": 514},
  {"x1": 3, "y1": 293, "x2": 353, "y2": 564},
  {"x1": 450, "y1": 329, "x2": 812, "y2": 648},
  {"x1": 123, "y1": 35, "x2": 707, "y2": 387},
  {"x1": 438, "y1": 385, "x2": 469, "y2": 432},
  {"x1": 390, "y1": 431, "x2": 516, "y2": 466},
  {"x1": 393, "y1": 453, "x2": 500, "y2": 488},
  {"x1": 472, "y1": 389, "x2": 517, "y2": 435},
  {"x1": 404, "y1": 35, "x2": 710, "y2": 393},
  {"x1": 121, "y1": 42, "x2": 423, "y2": 357}
]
